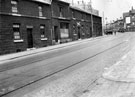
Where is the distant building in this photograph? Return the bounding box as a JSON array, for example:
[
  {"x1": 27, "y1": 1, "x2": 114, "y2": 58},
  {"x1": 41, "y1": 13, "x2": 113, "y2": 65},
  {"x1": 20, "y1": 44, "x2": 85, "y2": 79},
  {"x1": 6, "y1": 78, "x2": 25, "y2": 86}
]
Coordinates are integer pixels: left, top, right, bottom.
[{"x1": 123, "y1": 7, "x2": 135, "y2": 31}]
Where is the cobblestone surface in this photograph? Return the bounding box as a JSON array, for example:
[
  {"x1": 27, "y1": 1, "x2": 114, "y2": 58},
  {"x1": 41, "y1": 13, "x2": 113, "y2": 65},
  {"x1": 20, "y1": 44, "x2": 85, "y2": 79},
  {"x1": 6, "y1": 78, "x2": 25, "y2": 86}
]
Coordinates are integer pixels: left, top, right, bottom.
[{"x1": 80, "y1": 44, "x2": 135, "y2": 97}]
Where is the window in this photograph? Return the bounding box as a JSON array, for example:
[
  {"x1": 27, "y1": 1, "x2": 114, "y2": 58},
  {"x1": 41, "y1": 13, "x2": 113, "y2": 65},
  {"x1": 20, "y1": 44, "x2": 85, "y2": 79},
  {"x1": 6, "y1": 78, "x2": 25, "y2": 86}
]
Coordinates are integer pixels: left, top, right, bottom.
[
  {"x1": 73, "y1": 24, "x2": 76, "y2": 34},
  {"x1": 40, "y1": 25, "x2": 45, "y2": 38},
  {"x1": 11, "y1": 0, "x2": 18, "y2": 13},
  {"x1": 39, "y1": 6, "x2": 43, "y2": 17},
  {"x1": 72, "y1": 11, "x2": 75, "y2": 18},
  {"x1": 81, "y1": 13, "x2": 83, "y2": 19},
  {"x1": 13, "y1": 24, "x2": 21, "y2": 40},
  {"x1": 59, "y1": 7, "x2": 63, "y2": 17}
]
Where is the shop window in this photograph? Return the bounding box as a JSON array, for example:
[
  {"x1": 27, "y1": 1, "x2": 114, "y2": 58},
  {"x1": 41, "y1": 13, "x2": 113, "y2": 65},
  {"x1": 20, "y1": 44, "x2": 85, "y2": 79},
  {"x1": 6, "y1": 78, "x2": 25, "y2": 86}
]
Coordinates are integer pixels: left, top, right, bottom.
[
  {"x1": 60, "y1": 23, "x2": 69, "y2": 38},
  {"x1": 39, "y1": 6, "x2": 43, "y2": 17},
  {"x1": 13, "y1": 24, "x2": 21, "y2": 40},
  {"x1": 11, "y1": 0, "x2": 18, "y2": 13},
  {"x1": 40, "y1": 25, "x2": 45, "y2": 38}
]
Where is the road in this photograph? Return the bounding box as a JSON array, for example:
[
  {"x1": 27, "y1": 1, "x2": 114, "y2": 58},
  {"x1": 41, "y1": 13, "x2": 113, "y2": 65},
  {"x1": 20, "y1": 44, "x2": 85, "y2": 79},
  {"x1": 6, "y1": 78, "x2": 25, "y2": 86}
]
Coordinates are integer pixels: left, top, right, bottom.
[{"x1": 0, "y1": 32, "x2": 135, "y2": 97}]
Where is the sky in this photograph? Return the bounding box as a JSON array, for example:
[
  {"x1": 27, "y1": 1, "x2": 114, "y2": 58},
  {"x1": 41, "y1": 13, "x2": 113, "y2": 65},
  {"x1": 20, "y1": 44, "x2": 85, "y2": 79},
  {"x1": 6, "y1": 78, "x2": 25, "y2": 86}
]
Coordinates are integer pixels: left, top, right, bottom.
[
  {"x1": 91, "y1": 0, "x2": 135, "y2": 22},
  {"x1": 70, "y1": 0, "x2": 135, "y2": 23}
]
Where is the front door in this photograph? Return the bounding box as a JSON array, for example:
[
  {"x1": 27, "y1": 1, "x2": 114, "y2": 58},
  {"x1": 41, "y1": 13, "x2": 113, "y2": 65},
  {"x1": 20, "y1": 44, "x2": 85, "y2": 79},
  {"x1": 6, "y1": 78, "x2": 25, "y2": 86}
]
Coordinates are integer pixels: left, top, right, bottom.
[
  {"x1": 27, "y1": 28, "x2": 33, "y2": 48},
  {"x1": 78, "y1": 27, "x2": 81, "y2": 39},
  {"x1": 54, "y1": 26, "x2": 58, "y2": 42}
]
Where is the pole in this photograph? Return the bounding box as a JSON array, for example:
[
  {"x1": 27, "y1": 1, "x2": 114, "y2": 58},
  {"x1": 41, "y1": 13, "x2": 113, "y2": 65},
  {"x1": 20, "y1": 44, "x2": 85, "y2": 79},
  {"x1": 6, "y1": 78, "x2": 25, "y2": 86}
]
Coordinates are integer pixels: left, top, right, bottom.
[
  {"x1": 50, "y1": 0, "x2": 53, "y2": 45},
  {"x1": 90, "y1": 0, "x2": 93, "y2": 37},
  {"x1": 72, "y1": 0, "x2": 74, "y2": 6},
  {"x1": 102, "y1": 11, "x2": 105, "y2": 35}
]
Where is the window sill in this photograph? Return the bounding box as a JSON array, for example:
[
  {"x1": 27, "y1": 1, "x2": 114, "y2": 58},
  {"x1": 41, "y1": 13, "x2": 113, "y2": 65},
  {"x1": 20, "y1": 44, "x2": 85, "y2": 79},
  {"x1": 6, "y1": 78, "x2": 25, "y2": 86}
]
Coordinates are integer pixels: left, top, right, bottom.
[
  {"x1": 39, "y1": 17, "x2": 47, "y2": 19},
  {"x1": 73, "y1": 34, "x2": 77, "y2": 35},
  {"x1": 14, "y1": 39, "x2": 24, "y2": 43},
  {"x1": 12, "y1": 13, "x2": 21, "y2": 16},
  {"x1": 41, "y1": 38, "x2": 48, "y2": 40}
]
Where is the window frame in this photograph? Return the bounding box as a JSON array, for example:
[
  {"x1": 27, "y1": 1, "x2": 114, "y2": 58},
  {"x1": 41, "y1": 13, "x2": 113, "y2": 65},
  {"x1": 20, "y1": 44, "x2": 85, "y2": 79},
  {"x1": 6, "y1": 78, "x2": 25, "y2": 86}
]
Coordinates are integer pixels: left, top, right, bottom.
[
  {"x1": 59, "y1": 6, "x2": 64, "y2": 17},
  {"x1": 40, "y1": 25, "x2": 46, "y2": 38},
  {"x1": 38, "y1": 6, "x2": 43, "y2": 17},
  {"x1": 13, "y1": 23, "x2": 21, "y2": 40},
  {"x1": 11, "y1": 0, "x2": 18, "y2": 13}
]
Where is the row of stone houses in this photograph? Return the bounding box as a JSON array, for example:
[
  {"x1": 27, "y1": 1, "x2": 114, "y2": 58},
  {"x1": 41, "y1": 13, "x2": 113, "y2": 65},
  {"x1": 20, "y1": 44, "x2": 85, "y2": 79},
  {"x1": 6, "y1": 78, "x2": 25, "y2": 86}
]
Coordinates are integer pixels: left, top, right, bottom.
[{"x1": 0, "y1": 0, "x2": 102, "y2": 55}]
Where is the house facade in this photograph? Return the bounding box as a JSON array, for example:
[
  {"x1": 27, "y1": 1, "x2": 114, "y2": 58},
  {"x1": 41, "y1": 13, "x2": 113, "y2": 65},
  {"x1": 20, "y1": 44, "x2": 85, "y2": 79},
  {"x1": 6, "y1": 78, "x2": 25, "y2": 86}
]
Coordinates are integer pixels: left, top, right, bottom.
[
  {"x1": 0, "y1": 0, "x2": 102, "y2": 55},
  {"x1": 123, "y1": 7, "x2": 135, "y2": 31},
  {"x1": 0, "y1": 0, "x2": 52, "y2": 54},
  {"x1": 51, "y1": 0, "x2": 71, "y2": 44}
]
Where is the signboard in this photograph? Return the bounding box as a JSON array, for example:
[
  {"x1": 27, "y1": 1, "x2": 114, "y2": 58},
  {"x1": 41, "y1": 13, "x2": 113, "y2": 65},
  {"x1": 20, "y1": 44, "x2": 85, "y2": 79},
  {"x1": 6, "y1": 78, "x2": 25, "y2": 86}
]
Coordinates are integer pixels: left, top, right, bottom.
[{"x1": 126, "y1": 17, "x2": 131, "y2": 24}]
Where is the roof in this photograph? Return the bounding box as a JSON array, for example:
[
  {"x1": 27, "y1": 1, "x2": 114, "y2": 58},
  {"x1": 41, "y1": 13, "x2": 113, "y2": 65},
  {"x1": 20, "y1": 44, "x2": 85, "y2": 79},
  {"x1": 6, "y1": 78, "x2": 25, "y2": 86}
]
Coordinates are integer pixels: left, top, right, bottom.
[
  {"x1": 123, "y1": 12, "x2": 129, "y2": 17},
  {"x1": 57, "y1": 0, "x2": 70, "y2": 3},
  {"x1": 70, "y1": 6, "x2": 91, "y2": 14},
  {"x1": 32, "y1": 0, "x2": 51, "y2": 4},
  {"x1": 70, "y1": 6, "x2": 100, "y2": 17}
]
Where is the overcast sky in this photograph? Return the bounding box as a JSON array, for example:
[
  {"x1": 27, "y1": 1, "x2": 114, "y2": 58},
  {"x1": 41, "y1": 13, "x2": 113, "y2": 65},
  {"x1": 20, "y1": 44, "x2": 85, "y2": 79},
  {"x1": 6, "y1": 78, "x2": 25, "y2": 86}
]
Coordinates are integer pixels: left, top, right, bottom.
[{"x1": 71, "y1": 0, "x2": 135, "y2": 23}]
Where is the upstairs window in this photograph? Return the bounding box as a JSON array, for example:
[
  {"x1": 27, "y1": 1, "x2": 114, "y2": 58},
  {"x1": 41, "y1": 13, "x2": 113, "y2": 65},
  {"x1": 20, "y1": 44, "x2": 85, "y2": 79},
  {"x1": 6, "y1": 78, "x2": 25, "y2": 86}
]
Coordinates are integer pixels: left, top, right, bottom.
[
  {"x1": 40, "y1": 25, "x2": 45, "y2": 38},
  {"x1": 39, "y1": 6, "x2": 43, "y2": 17},
  {"x1": 11, "y1": 0, "x2": 18, "y2": 13},
  {"x1": 13, "y1": 24, "x2": 21, "y2": 40},
  {"x1": 72, "y1": 11, "x2": 75, "y2": 18},
  {"x1": 59, "y1": 7, "x2": 63, "y2": 17},
  {"x1": 81, "y1": 13, "x2": 83, "y2": 19}
]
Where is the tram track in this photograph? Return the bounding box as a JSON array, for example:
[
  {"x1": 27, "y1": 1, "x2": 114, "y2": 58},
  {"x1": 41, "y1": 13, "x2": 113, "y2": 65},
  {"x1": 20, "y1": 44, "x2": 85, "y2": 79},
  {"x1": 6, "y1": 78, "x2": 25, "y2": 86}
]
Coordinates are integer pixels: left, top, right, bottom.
[{"x1": 0, "y1": 37, "x2": 126, "y2": 97}]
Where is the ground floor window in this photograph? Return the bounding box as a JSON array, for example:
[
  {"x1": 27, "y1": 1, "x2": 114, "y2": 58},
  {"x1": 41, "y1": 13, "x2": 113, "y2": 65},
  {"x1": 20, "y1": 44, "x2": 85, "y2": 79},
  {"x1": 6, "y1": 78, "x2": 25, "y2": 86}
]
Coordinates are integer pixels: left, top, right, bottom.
[
  {"x1": 13, "y1": 23, "x2": 21, "y2": 40},
  {"x1": 40, "y1": 25, "x2": 46, "y2": 38},
  {"x1": 73, "y1": 24, "x2": 76, "y2": 34},
  {"x1": 60, "y1": 22, "x2": 69, "y2": 38}
]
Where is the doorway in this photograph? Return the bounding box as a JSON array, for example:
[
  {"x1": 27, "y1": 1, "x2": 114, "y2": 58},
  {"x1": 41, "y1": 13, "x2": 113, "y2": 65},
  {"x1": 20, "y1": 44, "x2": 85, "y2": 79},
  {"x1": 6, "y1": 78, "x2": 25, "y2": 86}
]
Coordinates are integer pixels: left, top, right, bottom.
[
  {"x1": 27, "y1": 28, "x2": 33, "y2": 48},
  {"x1": 78, "y1": 27, "x2": 81, "y2": 39},
  {"x1": 54, "y1": 26, "x2": 58, "y2": 42}
]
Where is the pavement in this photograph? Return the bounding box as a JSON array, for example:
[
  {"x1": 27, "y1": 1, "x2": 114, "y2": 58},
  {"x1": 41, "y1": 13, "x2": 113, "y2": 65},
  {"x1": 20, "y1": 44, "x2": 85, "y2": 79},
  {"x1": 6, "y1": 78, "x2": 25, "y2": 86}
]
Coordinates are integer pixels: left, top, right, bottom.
[
  {"x1": 0, "y1": 36, "x2": 106, "y2": 62},
  {"x1": 80, "y1": 40, "x2": 135, "y2": 97}
]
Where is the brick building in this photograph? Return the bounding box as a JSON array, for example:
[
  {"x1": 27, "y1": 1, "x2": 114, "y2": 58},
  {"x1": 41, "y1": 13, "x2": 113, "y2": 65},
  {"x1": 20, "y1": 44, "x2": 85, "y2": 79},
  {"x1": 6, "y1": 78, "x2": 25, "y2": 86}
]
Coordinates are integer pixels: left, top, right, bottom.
[
  {"x1": 0, "y1": 0, "x2": 102, "y2": 55},
  {"x1": 123, "y1": 7, "x2": 135, "y2": 31},
  {"x1": 0, "y1": 0, "x2": 52, "y2": 54},
  {"x1": 51, "y1": 0, "x2": 71, "y2": 43}
]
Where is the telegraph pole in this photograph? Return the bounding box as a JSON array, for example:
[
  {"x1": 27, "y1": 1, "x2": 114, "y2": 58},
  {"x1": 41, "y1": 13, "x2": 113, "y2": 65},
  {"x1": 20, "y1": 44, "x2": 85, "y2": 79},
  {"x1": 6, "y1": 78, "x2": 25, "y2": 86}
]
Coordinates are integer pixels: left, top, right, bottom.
[{"x1": 72, "y1": 0, "x2": 74, "y2": 5}]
